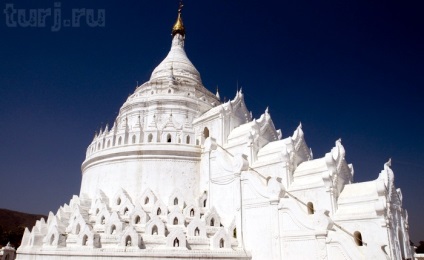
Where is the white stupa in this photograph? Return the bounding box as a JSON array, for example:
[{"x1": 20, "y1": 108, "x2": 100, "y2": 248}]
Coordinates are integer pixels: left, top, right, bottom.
[{"x1": 17, "y1": 3, "x2": 413, "y2": 260}]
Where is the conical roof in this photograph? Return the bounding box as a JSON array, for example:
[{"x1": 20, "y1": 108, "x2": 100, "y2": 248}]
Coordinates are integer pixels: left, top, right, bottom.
[
  {"x1": 150, "y1": 35, "x2": 202, "y2": 84},
  {"x1": 150, "y1": 6, "x2": 202, "y2": 85}
]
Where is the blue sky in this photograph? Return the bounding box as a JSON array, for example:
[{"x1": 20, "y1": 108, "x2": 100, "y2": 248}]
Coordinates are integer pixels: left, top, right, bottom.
[{"x1": 0, "y1": 0, "x2": 423, "y2": 242}]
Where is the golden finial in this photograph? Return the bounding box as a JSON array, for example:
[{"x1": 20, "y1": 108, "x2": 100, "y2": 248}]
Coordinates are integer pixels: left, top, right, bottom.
[{"x1": 172, "y1": 1, "x2": 185, "y2": 37}]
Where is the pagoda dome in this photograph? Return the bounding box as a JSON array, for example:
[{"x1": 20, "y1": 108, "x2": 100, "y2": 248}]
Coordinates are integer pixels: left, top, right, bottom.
[{"x1": 80, "y1": 5, "x2": 219, "y2": 203}]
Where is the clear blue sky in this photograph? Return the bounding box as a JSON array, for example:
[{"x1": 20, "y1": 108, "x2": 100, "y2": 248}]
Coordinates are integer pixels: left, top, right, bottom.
[{"x1": 0, "y1": 0, "x2": 423, "y2": 242}]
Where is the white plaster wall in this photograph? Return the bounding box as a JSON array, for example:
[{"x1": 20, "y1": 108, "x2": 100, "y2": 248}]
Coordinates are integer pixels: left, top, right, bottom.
[
  {"x1": 252, "y1": 163, "x2": 288, "y2": 187},
  {"x1": 328, "y1": 219, "x2": 390, "y2": 259},
  {"x1": 80, "y1": 145, "x2": 200, "y2": 204},
  {"x1": 281, "y1": 238, "x2": 317, "y2": 259},
  {"x1": 289, "y1": 187, "x2": 331, "y2": 216},
  {"x1": 208, "y1": 174, "x2": 239, "y2": 225},
  {"x1": 243, "y1": 205, "x2": 273, "y2": 260},
  {"x1": 17, "y1": 251, "x2": 251, "y2": 260}
]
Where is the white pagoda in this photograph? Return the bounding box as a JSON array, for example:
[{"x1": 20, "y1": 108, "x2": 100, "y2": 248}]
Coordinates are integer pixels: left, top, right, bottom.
[{"x1": 17, "y1": 4, "x2": 413, "y2": 260}]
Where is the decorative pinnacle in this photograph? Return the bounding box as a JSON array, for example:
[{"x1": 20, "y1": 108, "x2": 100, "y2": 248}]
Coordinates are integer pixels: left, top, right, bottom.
[
  {"x1": 386, "y1": 158, "x2": 392, "y2": 167},
  {"x1": 216, "y1": 86, "x2": 221, "y2": 100},
  {"x1": 172, "y1": 1, "x2": 185, "y2": 37}
]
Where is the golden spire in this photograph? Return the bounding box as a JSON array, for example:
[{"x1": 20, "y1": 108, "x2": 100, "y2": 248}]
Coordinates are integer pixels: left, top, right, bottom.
[{"x1": 172, "y1": 1, "x2": 185, "y2": 37}]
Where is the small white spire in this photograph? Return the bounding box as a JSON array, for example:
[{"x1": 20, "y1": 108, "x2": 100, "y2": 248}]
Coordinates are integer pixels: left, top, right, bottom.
[{"x1": 385, "y1": 158, "x2": 392, "y2": 168}]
